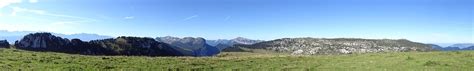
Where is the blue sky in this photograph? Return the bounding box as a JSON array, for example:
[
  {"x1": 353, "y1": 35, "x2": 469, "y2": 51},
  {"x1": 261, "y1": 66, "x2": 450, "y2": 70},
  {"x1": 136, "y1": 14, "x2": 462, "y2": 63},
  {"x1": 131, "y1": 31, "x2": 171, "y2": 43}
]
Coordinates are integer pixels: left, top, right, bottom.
[{"x1": 0, "y1": 0, "x2": 472, "y2": 43}]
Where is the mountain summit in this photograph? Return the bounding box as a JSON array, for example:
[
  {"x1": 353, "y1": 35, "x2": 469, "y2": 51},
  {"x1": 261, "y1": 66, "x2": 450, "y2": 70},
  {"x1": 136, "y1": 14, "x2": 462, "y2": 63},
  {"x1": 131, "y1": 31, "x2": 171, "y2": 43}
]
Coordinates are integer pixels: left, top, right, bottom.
[{"x1": 156, "y1": 36, "x2": 220, "y2": 56}]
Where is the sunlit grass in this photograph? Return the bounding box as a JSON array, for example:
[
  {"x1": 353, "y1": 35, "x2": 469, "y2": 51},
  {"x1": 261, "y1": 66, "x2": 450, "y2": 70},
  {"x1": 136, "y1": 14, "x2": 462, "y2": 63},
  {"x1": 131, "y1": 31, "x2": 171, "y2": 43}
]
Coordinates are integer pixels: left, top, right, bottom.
[{"x1": 0, "y1": 48, "x2": 472, "y2": 70}]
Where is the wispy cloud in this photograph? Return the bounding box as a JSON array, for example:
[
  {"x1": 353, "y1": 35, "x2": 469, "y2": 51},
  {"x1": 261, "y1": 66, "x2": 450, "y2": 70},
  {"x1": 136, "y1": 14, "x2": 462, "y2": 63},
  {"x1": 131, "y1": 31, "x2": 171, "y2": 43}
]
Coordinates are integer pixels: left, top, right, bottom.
[
  {"x1": 11, "y1": 6, "x2": 45, "y2": 16},
  {"x1": 124, "y1": 16, "x2": 135, "y2": 19},
  {"x1": 0, "y1": 0, "x2": 22, "y2": 8},
  {"x1": 11, "y1": 7, "x2": 96, "y2": 21},
  {"x1": 1, "y1": 7, "x2": 97, "y2": 34},
  {"x1": 182, "y1": 15, "x2": 199, "y2": 21}
]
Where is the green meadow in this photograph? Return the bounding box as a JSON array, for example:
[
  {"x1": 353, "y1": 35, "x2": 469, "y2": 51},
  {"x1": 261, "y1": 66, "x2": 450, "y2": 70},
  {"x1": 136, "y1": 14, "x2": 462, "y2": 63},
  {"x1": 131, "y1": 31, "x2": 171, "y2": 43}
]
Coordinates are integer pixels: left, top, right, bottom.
[{"x1": 0, "y1": 48, "x2": 472, "y2": 71}]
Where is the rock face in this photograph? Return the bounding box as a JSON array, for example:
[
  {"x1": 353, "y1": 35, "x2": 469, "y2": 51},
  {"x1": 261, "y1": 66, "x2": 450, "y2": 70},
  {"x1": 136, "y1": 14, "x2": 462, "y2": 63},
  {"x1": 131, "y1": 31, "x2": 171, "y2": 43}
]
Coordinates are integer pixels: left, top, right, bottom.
[
  {"x1": 236, "y1": 38, "x2": 435, "y2": 55},
  {"x1": 207, "y1": 37, "x2": 264, "y2": 50},
  {"x1": 14, "y1": 33, "x2": 183, "y2": 56},
  {"x1": 156, "y1": 36, "x2": 219, "y2": 56},
  {"x1": 15, "y1": 33, "x2": 70, "y2": 50},
  {"x1": 0, "y1": 40, "x2": 9, "y2": 48},
  {"x1": 89, "y1": 37, "x2": 183, "y2": 56}
]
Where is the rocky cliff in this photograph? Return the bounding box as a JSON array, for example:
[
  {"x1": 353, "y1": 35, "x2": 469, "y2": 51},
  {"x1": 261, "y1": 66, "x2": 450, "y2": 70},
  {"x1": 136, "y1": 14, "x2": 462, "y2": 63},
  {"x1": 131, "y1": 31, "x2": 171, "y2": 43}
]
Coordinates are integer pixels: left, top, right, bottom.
[
  {"x1": 15, "y1": 33, "x2": 70, "y2": 50},
  {"x1": 14, "y1": 33, "x2": 184, "y2": 56},
  {"x1": 235, "y1": 38, "x2": 434, "y2": 55},
  {"x1": 89, "y1": 36, "x2": 183, "y2": 56}
]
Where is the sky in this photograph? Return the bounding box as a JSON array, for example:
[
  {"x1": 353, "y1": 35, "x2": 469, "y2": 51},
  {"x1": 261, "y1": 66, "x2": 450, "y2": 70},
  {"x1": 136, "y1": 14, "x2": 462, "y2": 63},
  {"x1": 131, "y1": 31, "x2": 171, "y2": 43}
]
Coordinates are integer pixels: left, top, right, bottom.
[{"x1": 0, "y1": 0, "x2": 472, "y2": 43}]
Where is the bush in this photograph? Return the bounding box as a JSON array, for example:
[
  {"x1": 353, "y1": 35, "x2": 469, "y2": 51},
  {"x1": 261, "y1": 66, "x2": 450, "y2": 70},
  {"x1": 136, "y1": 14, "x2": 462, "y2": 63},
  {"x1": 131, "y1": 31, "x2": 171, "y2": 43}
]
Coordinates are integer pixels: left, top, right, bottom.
[
  {"x1": 405, "y1": 56, "x2": 414, "y2": 60},
  {"x1": 424, "y1": 61, "x2": 440, "y2": 66}
]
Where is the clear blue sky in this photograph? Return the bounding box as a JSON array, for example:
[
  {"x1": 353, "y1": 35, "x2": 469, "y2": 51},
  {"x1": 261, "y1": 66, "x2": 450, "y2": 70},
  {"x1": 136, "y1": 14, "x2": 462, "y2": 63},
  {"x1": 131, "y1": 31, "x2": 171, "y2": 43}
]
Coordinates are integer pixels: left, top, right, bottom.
[{"x1": 0, "y1": 0, "x2": 472, "y2": 43}]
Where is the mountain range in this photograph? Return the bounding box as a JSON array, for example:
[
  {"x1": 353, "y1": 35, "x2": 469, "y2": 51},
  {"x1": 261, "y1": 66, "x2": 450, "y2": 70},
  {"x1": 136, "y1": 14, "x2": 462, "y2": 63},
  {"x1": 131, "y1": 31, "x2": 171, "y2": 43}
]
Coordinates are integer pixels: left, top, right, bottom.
[
  {"x1": 430, "y1": 43, "x2": 474, "y2": 51},
  {"x1": 0, "y1": 31, "x2": 470, "y2": 56},
  {"x1": 228, "y1": 38, "x2": 435, "y2": 55},
  {"x1": 12, "y1": 33, "x2": 216, "y2": 56},
  {"x1": 206, "y1": 37, "x2": 264, "y2": 50},
  {"x1": 0, "y1": 30, "x2": 112, "y2": 44},
  {"x1": 156, "y1": 36, "x2": 220, "y2": 56}
]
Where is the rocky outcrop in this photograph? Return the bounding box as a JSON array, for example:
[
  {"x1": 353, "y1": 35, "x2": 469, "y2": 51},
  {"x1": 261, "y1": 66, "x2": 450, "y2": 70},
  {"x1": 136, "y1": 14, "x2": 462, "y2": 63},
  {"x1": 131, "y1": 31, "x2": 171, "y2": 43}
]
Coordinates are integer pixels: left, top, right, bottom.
[
  {"x1": 13, "y1": 33, "x2": 184, "y2": 56},
  {"x1": 156, "y1": 36, "x2": 220, "y2": 56},
  {"x1": 15, "y1": 33, "x2": 70, "y2": 50},
  {"x1": 236, "y1": 38, "x2": 435, "y2": 55},
  {"x1": 0, "y1": 40, "x2": 9, "y2": 48},
  {"x1": 89, "y1": 37, "x2": 183, "y2": 56}
]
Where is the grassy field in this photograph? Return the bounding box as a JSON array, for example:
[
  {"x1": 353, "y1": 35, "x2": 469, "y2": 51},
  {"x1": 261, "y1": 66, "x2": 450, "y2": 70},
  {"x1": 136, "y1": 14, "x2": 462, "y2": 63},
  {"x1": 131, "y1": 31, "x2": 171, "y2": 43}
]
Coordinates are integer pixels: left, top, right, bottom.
[{"x1": 0, "y1": 48, "x2": 472, "y2": 71}]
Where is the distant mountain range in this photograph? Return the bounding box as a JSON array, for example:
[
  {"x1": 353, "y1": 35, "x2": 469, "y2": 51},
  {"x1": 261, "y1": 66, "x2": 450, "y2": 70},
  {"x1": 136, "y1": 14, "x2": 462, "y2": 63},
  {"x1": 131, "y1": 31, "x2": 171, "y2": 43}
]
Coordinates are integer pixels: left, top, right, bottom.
[
  {"x1": 156, "y1": 36, "x2": 220, "y2": 56},
  {"x1": 206, "y1": 37, "x2": 264, "y2": 50},
  {"x1": 0, "y1": 30, "x2": 112, "y2": 43},
  {"x1": 0, "y1": 31, "x2": 470, "y2": 56},
  {"x1": 430, "y1": 43, "x2": 474, "y2": 51},
  {"x1": 448, "y1": 43, "x2": 474, "y2": 48}
]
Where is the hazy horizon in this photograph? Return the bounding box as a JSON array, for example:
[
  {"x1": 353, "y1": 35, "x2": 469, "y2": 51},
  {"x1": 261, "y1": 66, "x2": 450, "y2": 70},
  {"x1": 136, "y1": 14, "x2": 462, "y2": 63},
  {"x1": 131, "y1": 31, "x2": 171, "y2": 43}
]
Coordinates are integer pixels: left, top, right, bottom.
[{"x1": 0, "y1": 0, "x2": 472, "y2": 43}]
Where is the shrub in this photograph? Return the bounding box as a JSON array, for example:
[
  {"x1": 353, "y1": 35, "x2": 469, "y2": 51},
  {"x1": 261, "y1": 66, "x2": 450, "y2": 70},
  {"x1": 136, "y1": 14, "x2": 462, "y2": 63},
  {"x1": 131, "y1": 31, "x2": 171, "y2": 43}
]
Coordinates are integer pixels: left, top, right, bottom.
[{"x1": 424, "y1": 61, "x2": 440, "y2": 66}]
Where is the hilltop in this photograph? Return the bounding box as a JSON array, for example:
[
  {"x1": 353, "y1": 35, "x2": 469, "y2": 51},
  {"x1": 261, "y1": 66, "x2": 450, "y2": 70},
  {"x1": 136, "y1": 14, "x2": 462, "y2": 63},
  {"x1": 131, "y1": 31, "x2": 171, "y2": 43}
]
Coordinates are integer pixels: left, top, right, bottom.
[{"x1": 230, "y1": 38, "x2": 434, "y2": 55}]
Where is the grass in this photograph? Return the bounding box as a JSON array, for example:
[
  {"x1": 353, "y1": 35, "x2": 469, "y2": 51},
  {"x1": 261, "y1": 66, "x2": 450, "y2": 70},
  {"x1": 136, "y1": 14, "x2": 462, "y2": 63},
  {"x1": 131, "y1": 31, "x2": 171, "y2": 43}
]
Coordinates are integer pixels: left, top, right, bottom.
[{"x1": 0, "y1": 48, "x2": 472, "y2": 71}]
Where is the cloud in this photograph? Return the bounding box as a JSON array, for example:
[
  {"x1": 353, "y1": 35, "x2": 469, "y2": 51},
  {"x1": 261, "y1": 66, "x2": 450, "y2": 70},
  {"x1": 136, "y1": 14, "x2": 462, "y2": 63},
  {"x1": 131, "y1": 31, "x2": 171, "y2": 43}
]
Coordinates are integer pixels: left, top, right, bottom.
[
  {"x1": 51, "y1": 21, "x2": 77, "y2": 25},
  {"x1": 0, "y1": 0, "x2": 22, "y2": 8},
  {"x1": 124, "y1": 16, "x2": 134, "y2": 19},
  {"x1": 1, "y1": 7, "x2": 97, "y2": 34},
  {"x1": 182, "y1": 15, "x2": 199, "y2": 21},
  {"x1": 29, "y1": 0, "x2": 38, "y2": 3},
  {"x1": 11, "y1": 6, "x2": 45, "y2": 16},
  {"x1": 10, "y1": 7, "x2": 96, "y2": 21}
]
